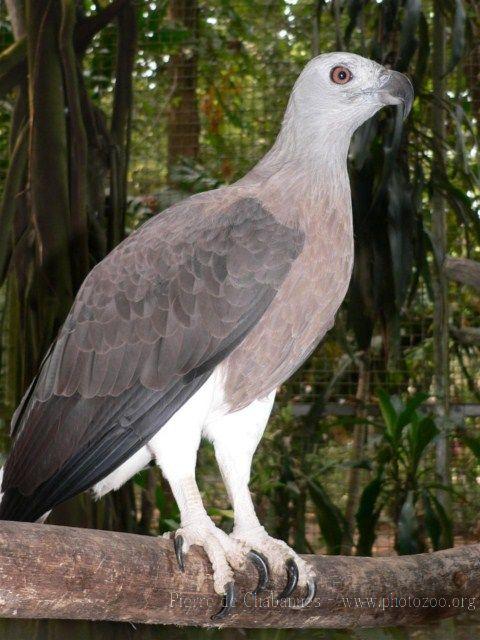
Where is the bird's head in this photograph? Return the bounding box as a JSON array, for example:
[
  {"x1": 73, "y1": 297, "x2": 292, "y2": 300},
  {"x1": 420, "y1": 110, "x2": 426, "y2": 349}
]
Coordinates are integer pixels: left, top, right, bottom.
[{"x1": 286, "y1": 52, "x2": 413, "y2": 150}]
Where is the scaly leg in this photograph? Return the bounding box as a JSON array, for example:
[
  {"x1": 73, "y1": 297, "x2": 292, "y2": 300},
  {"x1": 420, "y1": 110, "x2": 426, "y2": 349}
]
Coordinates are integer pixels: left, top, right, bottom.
[{"x1": 205, "y1": 392, "x2": 316, "y2": 607}]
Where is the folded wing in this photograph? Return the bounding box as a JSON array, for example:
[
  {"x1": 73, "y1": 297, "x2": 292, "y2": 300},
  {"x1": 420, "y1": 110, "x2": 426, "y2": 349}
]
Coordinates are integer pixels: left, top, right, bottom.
[{"x1": 0, "y1": 195, "x2": 304, "y2": 521}]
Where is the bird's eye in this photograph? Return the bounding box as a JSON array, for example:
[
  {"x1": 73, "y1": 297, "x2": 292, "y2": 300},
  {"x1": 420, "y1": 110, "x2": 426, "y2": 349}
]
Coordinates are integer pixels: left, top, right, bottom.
[{"x1": 330, "y1": 66, "x2": 353, "y2": 85}]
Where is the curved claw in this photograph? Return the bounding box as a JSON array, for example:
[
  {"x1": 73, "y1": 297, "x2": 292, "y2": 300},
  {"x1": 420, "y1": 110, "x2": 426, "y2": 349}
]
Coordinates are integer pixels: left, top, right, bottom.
[
  {"x1": 277, "y1": 558, "x2": 299, "y2": 599},
  {"x1": 211, "y1": 581, "x2": 236, "y2": 621},
  {"x1": 247, "y1": 550, "x2": 269, "y2": 595},
  {"x1": 292, "y1": 577, "x2": 317, "y2": 609},
  {"x1": 174, "y1": 534, "x2": 185, "y2": 572}
]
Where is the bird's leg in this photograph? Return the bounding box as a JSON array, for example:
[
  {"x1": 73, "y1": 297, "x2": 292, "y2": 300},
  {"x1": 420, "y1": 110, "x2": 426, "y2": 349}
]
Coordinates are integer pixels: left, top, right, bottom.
[
  {"x1": 162, "y1": 473, "x2": 259, "y2": 619},
  {"x1": 207, "y1": 394, "x2": 317, "y2": 607},
  {"x1": 149, "y1": 420, "x2": 255, "y2": 620}
]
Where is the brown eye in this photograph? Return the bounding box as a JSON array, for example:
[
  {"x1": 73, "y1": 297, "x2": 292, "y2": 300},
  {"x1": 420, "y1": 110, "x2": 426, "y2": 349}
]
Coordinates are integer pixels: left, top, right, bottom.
[{"x1": 330, "y1": 66, "x2": 352, "y2": 85}]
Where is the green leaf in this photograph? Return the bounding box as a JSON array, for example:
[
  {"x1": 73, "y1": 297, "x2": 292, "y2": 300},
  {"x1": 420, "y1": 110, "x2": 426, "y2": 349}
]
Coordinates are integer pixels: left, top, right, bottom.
[
  {"x1": 409, "y1": 416, "x2": 438, "y2": 471},
  {"x1": 307, "y1": 478, "x2": 347, "y2": 555},
  {"x1": 344, "y1": 0, "x2": 364, "y2": 45},
  {"x1": 422, "y1": 491, "x2": 441, "y2": 550},
  {"x1": 162, "y1": 518, "x2": 180, "y2": 532},
  {"x1": 132, "y1": 468, "x2": 148, "y2": 488},
  {"x1": 412, "y1": 12, "x2": 430, "y2": 91},
  {"x1": 377, "y1": 389, "x2": 398, "y2": 440},
  {"x1": 446, "y1": 0, "x2": 466, "y2": 75},
  {"x1": 207, "y1": 507, "x2": 234, "y2": 520},
  {"x1": 460, "y1": 434, "x2": 480, "y2": 459},
  {"x1": 397, "y1": 0, "x2": 421, "y2": 71},
  {"x1": 397, "y1": 391, "x2": 428, "y2": 429},
  {"x1": 387, "y1": 169, "x2": 416, "y2": 311},
  {"x1": 430, "y1": 495, "x2": 454, "y2": 549},
  {"x1": 356, "y1": 473, "x2": 384, "y2": 556}
]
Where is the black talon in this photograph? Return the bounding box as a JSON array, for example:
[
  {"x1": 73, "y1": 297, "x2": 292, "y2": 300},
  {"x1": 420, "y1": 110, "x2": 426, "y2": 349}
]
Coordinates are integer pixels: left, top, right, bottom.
[
  {"x1": 277, "y1": 558, "x2": 299, "y2": 599},
  {"x1": 174, "y1": 535, "x2": 185, "y2": 572},
  {"x1": 211, "y1": 581, "x2": 236, "y2": 621},
  {"x1": 247, "y1": 550, "x2": 269, "y2": 595},
  {"x1": 293, "y1": 577, "x2": 317, "y2": 609}
]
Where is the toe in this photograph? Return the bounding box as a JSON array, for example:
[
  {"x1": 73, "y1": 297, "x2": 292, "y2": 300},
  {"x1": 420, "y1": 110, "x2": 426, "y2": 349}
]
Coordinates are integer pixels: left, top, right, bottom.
[{"x1": 202, "y1": 533, "x2": 236, "y2": 595}]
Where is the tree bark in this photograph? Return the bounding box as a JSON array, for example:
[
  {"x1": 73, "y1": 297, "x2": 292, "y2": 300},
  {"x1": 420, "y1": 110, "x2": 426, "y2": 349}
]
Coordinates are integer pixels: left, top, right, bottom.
[
  {"x1": 450, "y1": 326, "x2": 480, "y2": 346},
  {"x1": 444, "y1": 257, "x2": 480, "y2": 292},
  {"x1": 0, "y1": 521, "x2": 479, "y2": 628},
  {"x1": 27, "y1": 0, "x2": 73, "y2": 309},
  {"x1": 108, "y1": 0, "x2": 137, "y2": 249},
  {"x1": 431, "y1": 3, "x2": 451, "y2": 546},
  {"x1": 341, "y1": 350, "x2": 370, "y2": 555},
  {"x1": 5, "y1": 0, "x2": 26, "y2": 39}
]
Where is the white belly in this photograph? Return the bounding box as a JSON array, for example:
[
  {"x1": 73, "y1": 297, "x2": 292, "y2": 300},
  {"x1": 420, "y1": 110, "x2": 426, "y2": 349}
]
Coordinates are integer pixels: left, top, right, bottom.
[{"x1": 92, "y1": 367, "x2": 273, "y2": 499}]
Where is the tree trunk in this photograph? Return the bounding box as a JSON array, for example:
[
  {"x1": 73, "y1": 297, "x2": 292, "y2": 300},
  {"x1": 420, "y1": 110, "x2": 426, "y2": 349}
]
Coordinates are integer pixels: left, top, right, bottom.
[
  {"x1": 0, "y1": 521, "x2": 478, "y2": 628},
  {"x1": 5, "y1": 0, "x2": 26, "y2": 39},
  {"x1": 431, "y1": 2, "x2": 452, "y2": 546},
  {"x1": 27, "y1": 0, "x2": 73, "y2": 310},
  {"x1": 0, "y1": 2, "x2": 138, "y2": 530},
  {"x1": 341, "y1": 351, "x2": 370, "y2": 555},
  {"x1": 108, "y1": 0, "x2": 136, "y2": 249}
]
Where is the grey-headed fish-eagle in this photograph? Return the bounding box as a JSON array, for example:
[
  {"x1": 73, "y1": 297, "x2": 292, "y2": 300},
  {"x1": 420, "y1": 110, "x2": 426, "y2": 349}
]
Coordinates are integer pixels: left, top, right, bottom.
[{"x1": 0, "y1": 53, "x2": 413, "y2": 619}]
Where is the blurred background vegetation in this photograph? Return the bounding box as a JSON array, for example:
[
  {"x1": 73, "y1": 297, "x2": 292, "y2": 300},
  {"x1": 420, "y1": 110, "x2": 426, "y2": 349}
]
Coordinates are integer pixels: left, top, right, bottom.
[{"x1": 0, "y1": 0, "x2": 479, "y2": 637}]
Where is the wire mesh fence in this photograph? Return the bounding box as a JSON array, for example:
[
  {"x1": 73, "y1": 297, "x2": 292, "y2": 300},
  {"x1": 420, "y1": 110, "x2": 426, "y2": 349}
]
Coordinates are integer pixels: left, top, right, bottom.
[{"x1": 0, "y1": 1, "x2": 478, "y2": 556}]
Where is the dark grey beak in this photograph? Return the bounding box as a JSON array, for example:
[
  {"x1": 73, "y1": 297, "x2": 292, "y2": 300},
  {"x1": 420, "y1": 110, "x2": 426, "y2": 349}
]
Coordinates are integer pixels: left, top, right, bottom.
[{"x1": 377, "y1": 70, "x2": 414, "y2": 120}]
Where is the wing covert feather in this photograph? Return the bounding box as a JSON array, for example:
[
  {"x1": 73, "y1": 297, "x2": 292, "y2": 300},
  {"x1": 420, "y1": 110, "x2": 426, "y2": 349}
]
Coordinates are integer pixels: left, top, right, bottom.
[{"x1": 1, "y1": 195, "x2": 304, "y2": 517}]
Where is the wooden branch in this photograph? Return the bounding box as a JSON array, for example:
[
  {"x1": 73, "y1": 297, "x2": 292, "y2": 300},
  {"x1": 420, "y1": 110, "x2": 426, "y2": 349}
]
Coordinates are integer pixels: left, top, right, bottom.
[
  {"x1": 59, "y1": 0, "x2": 90, "y2": 284},
  {"x1": 0, "y1": 522, "x2": 479, "y2": 628},
  {"x1": 5, "y1": 0, "x2": 26, "y2": 39},
  {"x1": 0, "y1": 38, "x2": 26, "y2": 77},
  {"x1": 74, "y1": 0, "x2": 129, "y2": 52},
  {"x1": 0, "y1": 1, "x2": 129, "y2": 95},
  {"x1": 0, "y1": 121, "x2": 28, "y2": 285},
  {"x1": 27, "y1": 0, "x2": 73, "y2": 302},
  {"x1": 450, "y1": 326, "x2": 480, "y2": 346},
  {"x1": 0, "y1": 38, "x2": 27, "y2": 96},
  {"x1": 445, "y1": 257, "x2": 480, "y2": 292},
  {"x1": 108, "y1": 0, "x2": 137, "y2": 249}
]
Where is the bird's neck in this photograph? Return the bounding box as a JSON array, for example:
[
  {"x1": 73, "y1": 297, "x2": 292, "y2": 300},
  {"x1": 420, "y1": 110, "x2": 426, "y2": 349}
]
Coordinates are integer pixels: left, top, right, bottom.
[
  {"x1": 271, "y1": 109, "x2": 353, "y2": 167},
  {"x1": 238, "y1": 108, "x2": 354, "y2": 229}
]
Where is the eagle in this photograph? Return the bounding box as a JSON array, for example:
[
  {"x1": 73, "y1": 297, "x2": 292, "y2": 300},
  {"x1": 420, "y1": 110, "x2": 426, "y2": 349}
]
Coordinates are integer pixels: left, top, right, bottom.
[{"x1": 0, "y1": 53, "x2": 413, "y2": 619}]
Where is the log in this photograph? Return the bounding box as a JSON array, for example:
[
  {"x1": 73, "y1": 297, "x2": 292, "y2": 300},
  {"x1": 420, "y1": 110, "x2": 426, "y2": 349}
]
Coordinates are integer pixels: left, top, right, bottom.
[
  {"x1": 444, "y1": 257, "x2": 480, "y2": 292},
  {"x1": 0, "y1": 522, "x2": 479, "y2": 628}
]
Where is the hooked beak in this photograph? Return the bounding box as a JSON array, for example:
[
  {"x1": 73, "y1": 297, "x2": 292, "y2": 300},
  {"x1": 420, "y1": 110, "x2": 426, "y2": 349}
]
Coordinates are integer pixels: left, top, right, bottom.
[{"x1": 377, "y1": 70, "x2": 414, "y2": 120}]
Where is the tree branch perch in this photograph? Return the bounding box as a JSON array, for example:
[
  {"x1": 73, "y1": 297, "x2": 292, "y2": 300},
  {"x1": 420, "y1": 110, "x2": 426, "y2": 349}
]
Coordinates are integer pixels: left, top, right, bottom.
[{"x1": 0, "y1": 522, "x2": 479, "y2": 628}]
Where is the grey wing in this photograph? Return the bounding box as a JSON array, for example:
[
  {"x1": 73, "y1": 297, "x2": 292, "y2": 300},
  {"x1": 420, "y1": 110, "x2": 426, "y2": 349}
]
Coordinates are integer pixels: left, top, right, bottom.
[{"x1": 0, "y1": 196, "x2": 304, "y2": 521}]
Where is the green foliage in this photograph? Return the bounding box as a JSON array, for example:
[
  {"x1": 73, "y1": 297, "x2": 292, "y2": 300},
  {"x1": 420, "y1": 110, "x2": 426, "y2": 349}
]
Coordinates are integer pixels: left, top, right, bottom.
[
  {"x1": 356, "y1": 391, "x2": 453, "y2": 556},
  {"x1": 356, "y1": 473, "x2": 384, "y2": 556},
  {"x1": 307, "y1": 477, "x2": 349, "y2": 555},
  {"x1": 0, "y1": 0, "x2": 478, "y2": 556}
]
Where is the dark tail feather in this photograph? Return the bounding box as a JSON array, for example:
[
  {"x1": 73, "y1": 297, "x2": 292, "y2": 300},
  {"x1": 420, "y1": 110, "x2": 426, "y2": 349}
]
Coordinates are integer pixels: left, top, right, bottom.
[
  {"x1": 0, "y1": 373, "x2": 211, "y2": 523},
  {"x1": 0, "y1": 488, "x2": 42, "y2": 522}
]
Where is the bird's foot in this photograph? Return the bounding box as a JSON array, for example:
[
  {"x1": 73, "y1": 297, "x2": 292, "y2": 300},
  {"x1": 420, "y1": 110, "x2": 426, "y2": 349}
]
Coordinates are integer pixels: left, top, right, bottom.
[
  {"x1": 167, "y1": 517, "x2": 268, "y2": 620},
  {"x1": 231, "y1": 525, "x2": 316, "y2": 607}
]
